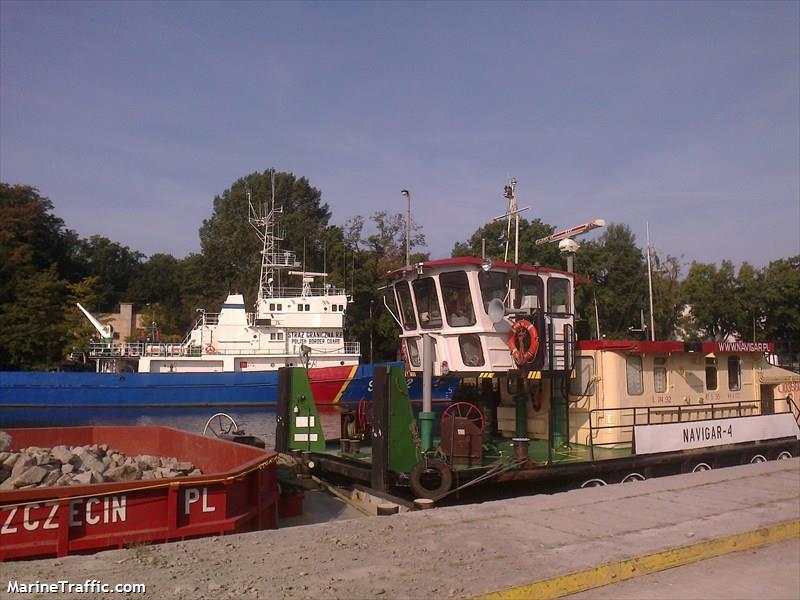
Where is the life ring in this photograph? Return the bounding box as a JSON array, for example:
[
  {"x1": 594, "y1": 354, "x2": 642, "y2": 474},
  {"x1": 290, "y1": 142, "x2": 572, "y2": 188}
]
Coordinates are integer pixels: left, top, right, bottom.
[
  {"x1": 507, "y1": 319, "x2": 539, "y2": 366},
  {"x1": 409, "y1": 459, "x2": 453, "y2": 499},
  {"x1": 205, "y1": 344, "x2": 216, "y2": 354}
]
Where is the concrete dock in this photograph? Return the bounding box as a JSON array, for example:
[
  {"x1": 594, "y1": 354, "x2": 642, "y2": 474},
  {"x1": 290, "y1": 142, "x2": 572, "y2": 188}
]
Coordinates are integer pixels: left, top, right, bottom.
[{"x1": 1, "y1": 459, "x2": 798, "y2": 599}]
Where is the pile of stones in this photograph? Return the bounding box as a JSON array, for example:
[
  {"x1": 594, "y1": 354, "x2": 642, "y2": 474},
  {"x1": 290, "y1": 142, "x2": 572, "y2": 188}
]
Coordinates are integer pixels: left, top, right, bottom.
[{"x1": 0, "y1": 432, "x2": 202, "y2": 490}]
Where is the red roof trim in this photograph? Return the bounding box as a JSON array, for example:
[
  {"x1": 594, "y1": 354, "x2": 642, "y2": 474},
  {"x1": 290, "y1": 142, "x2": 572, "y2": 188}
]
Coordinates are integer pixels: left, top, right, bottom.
[
  {"x1": 386, "y1": 257, "x2": 576, "y2": 279},
  {"x1": 577, "y1": 340, "x2": 776, "y2": 353}
]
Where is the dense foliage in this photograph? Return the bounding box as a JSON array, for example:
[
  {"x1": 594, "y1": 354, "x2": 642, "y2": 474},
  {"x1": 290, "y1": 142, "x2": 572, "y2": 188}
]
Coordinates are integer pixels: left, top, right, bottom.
[{"x1": 1, "y1": 177, "x2": 797, "y2": 371}]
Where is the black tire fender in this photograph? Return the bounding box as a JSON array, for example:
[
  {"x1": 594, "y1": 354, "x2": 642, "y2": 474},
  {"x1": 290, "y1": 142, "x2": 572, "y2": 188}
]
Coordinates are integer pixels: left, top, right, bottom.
[{"x1": 409, "y1": 459, "x2": 453, "y2": 499}]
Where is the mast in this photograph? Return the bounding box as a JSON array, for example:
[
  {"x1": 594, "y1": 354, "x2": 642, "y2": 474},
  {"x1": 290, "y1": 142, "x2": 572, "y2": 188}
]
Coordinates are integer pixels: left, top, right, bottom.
[
  {"x1": 646, "y1": 222, "x2": 656, "y2": 341},
  {"x1": 492, "y1": 177, "x2": 529, "y2": 264},
  {"x1": 248, "y1": 170, "x2": 296, "y2": 308}
]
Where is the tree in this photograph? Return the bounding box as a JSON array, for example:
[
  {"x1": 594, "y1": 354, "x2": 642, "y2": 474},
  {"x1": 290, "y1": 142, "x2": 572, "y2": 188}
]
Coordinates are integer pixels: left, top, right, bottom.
[
  {"x1": 761, "y1": 256, "x2": 800, "y2": 344},
  {"x1": 0, "y1": 267, "x2": 69, "y2": 369},
  {"x1": 681, "y1": 260, "x2": 739, "y2": 341},
  {"x1": 342, "y1": 211, "x2": 428, "y2": 362},
  {"x1": 649, "y1": 252, "x2": 684, "y2": 340},
  {"x1": 74, "y1": 235, "x2": 144, "y2": 311},
  {"x1": 576, "y1": 224, "x2": 647, "y2": 339},
  {"x1": 452, "y1": 217, "x2": 562, "y2": 268},
  {"x1": 198, "y1": 170, "x2": 334, "y2": 307}
]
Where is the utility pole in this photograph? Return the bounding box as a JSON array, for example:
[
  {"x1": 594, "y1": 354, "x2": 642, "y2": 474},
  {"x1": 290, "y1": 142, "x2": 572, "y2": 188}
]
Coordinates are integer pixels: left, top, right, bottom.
[{"x1": 401, "y1": 189, "x2": 410, "y2": 266}]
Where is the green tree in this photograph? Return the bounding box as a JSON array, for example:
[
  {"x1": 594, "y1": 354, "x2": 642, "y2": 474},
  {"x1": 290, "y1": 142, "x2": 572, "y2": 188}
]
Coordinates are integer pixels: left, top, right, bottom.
[
  {"x1": 649, "y1": 252, "x2": 684, "y2": 340},
  {"x1": 681, "y1": 260, "x2": 739, "y2": 341},
  {"x1": 0, "y1": 267, "x2": 69, "y2": 369},
  {"x1": 761, "y1": 256, "x2": 800, "y2": 344},
  {"x1": 75, "y1": 235, "x2": 144, "y2": 311},
  {"x1": 452, "y1": 217, "x2": 562, "y2": 268},
  {"x1": 577, "y1": 224, "x2": 647, "y2": 339},
  {"x1": 198, "y1": 170, "x2": 334, "y2": 307},
  {"x1": 342, "y1": 211, "x2": 428, "y2": 362}
]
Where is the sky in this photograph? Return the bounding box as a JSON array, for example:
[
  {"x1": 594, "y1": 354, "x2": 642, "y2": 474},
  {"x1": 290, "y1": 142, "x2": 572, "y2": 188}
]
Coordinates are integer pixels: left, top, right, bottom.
[{"x1": 1, "y1": 1, "x2": 798, "y2": 271}]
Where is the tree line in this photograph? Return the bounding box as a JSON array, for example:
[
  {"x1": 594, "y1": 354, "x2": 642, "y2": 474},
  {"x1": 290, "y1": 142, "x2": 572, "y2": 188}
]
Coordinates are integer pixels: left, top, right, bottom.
[{"x1": 1, "y1": 173, "x2": 797, "y2": 371}]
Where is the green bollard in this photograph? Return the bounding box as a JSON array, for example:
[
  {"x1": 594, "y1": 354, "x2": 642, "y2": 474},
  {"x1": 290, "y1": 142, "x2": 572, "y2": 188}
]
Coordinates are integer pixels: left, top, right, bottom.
[{"x1": 419, "y1": 411, "x2": 436, "y2": 452}]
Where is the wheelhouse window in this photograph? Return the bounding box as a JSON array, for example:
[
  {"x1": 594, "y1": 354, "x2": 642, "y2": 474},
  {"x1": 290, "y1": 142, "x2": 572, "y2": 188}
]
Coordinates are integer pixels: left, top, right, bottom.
[
  {"x1": 412, "y1": 277, "x2": 443, "y2": 329},
  {"x1": 548, "y1": 277, "x2": 571, "y2": 314},
  {"x1": 440, "y1": 271, "x2": 476, "y2": 327},
  {"x1": 705, "y1": 357, "x2": 718, "y2": 391},
  {"x1": 728, "y1": 356, "x2": 741, "y2": 391},
  {"x1": 405, "y1": 337, "x2": 421, "y2": 367},
  {"x1": 478, "y1": 271, "x2": 508, "y2": 313},
  {"x1": 654, "y1": 357, "x2": 667, "y2": 393},
  {"x1": 514, "y1": 275, "x2": 544, "y2": 311},
  {"x1": 569, "y1": 356, "x2": 595, "y2": 396},
  {"x1": 395, "y1": 281, "x2": 417, "y2": 331},
  {"x1": 458, "y1": 334, "x2": 484, "y2": 366},
  {"x1": 626, "y1": 355, "x2": 643, "y2": 395}
]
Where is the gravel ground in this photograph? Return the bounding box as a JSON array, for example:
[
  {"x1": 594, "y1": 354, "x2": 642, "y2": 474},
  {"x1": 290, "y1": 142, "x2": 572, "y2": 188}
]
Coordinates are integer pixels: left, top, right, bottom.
[{"x1": 1, "y1": 460, "x2": 798, "y2": 600}]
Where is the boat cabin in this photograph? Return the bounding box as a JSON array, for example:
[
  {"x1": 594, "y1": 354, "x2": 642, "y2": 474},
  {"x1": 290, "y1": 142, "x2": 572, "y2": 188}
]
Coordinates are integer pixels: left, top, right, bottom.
[{"x1": 386, "y1": 257, "x2": 576, "y2": 377}]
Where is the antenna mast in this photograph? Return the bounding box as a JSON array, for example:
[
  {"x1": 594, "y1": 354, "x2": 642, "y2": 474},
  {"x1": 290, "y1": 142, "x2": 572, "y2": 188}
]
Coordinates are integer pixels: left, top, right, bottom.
[
  {"x1": 248, "y1": 170, "x2": 296, "y2": 308},
  {"x1": 491, "y1": 177, "x2": 529, "y2": 264}
]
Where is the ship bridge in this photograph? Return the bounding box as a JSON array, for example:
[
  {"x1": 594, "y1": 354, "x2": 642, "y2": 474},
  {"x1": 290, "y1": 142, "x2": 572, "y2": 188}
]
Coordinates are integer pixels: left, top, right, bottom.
[{"x1": 386, "y1": 257, "x2": 576, "y2": 377}]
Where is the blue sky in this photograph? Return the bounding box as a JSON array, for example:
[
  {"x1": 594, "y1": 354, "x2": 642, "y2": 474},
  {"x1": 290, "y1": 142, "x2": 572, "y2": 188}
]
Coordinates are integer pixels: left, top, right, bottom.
[{"x1": 1, "y1": 1, "x2": 798, "y2": 270}]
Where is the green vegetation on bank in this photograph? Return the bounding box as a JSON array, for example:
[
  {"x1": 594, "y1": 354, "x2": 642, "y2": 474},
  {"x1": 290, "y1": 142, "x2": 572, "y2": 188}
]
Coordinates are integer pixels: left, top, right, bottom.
[{"x1": 1, "y1": 174, "x2": 797, "y2": 370}]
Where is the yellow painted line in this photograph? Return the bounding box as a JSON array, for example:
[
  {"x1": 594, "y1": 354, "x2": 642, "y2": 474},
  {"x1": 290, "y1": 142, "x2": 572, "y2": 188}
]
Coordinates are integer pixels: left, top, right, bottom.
[
  {"x1": 476, "y1": 519, "x2": 800, "y2": 600},
  {"x1": 527, "y1": 371, "x2": 541, "y2": 380},
  {"x1": 331, "y1": 365, "x2": 359, "y2": 404}
]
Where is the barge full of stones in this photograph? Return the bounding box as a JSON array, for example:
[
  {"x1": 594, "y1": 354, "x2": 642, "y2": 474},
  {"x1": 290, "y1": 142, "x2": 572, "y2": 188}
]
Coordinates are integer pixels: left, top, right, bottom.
[{"x1": 0, "y1": 426, "x2": 279, "y2": 561}]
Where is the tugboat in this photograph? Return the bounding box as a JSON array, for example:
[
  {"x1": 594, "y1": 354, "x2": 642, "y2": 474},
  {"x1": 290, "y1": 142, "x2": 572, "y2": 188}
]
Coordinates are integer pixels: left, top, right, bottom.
[{"x1": 278, "y1": 179, "x2": 800, "y2": 500}]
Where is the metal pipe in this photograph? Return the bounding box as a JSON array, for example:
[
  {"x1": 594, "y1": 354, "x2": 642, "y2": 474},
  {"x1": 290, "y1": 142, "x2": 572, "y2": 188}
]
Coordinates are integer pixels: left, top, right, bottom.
[
  {"x1": 420, "y1": 334, "x2": 434, "y2": 451},
  {"x1": 422, "y1": 334, "x2": 432, "y2": 414}
]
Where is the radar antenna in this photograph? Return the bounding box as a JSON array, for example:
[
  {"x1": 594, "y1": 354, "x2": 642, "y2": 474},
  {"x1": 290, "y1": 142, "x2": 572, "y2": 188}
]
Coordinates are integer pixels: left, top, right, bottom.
[{"x1": 535, "y1": 219, "x2": 606, "y2": 272}]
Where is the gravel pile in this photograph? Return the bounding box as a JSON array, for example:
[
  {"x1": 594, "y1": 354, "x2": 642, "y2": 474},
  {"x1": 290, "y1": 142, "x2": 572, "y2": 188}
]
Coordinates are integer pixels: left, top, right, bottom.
[{"x1": 0, "y1": 434, "x2": 201, "y2": 490}]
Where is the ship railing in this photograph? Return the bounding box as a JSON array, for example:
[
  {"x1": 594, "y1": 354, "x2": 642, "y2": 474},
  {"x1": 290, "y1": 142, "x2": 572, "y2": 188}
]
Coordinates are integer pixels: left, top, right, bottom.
[
  {"x1": 88, "y1": 341, "x2": 189, "y2": 358},
  {"x1": 267, "y1": 286, "x2": 348, "y2": 298},
  {"x1": 585, "y1": 399, "x2": 780, "y2": 460}
]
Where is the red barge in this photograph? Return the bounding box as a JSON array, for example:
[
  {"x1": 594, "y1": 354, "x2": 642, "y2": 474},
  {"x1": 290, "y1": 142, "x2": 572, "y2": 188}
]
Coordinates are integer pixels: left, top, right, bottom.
[{"x1": 0, "y1": 426, "x2": 279, "y2": 561}]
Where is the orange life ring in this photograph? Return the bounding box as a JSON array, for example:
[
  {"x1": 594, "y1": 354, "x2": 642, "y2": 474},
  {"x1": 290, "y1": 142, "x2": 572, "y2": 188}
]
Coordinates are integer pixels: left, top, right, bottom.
[
  {"x1": 507, "y1": 319, "x2": 539, "y2": 366},
  {"x1": 205, "y1": 344, "x2": 216, "y2": 354}
]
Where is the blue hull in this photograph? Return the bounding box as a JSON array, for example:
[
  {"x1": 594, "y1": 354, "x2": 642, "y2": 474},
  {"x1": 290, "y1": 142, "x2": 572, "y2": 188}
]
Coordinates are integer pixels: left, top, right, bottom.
[{"x1": 0, "y1": 364, "x2": 458, "y2": 427}]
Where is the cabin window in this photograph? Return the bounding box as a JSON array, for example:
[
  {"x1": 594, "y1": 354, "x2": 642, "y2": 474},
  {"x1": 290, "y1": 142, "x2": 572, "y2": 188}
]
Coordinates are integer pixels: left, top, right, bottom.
[
  {"x1": 297, "y1": 304, "x2": 304, "y2": 312},
  {"x1": 412, "y1": 277, "x2": 443, "y2": 329},
  {"x1": 706, "y1": 357, "x2": 718, "y2": 391},
  {"x1": 395, "y1": 281, "x2": 417, "y2": 330},
  {"x1": 728, "y1": 356, "x2": 741, "y2": 391},
  {"x1": 269, "y1": 303, "x2": 275, "y2": 311},
  {"x1": 269, "y1": 332, "x2": 284, "y2": 341},
  {"x1": 654, "y1": 357, "x2": 667, "y2": 393},
  {"x1": 277, "y1": 304, "x2": 282, "y2": 311},
  {"x1": 548, "y1": 278, "x2": 571, "y2": 314},
  {"x1": 569, "y1": 356, "x2": 595, "y2": 396},
  {"x1": 514, "y1": 275, "x2": 543, "y2": 311},
  {"x1": 626, "y1": 355, "x2": 644, "y2": 395},
  {"x1": 405, "y1": 337, "x2": 421, "y2": 367},
  {"x1": 459, "y1": 334, "x2": 484, "y2": 366},
  {"x1": 478, "y1": 271, "x2": 508, "y2": 313},
  {"x1": 441, "y1": 271, "x2": 476, "y2": 327}
]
